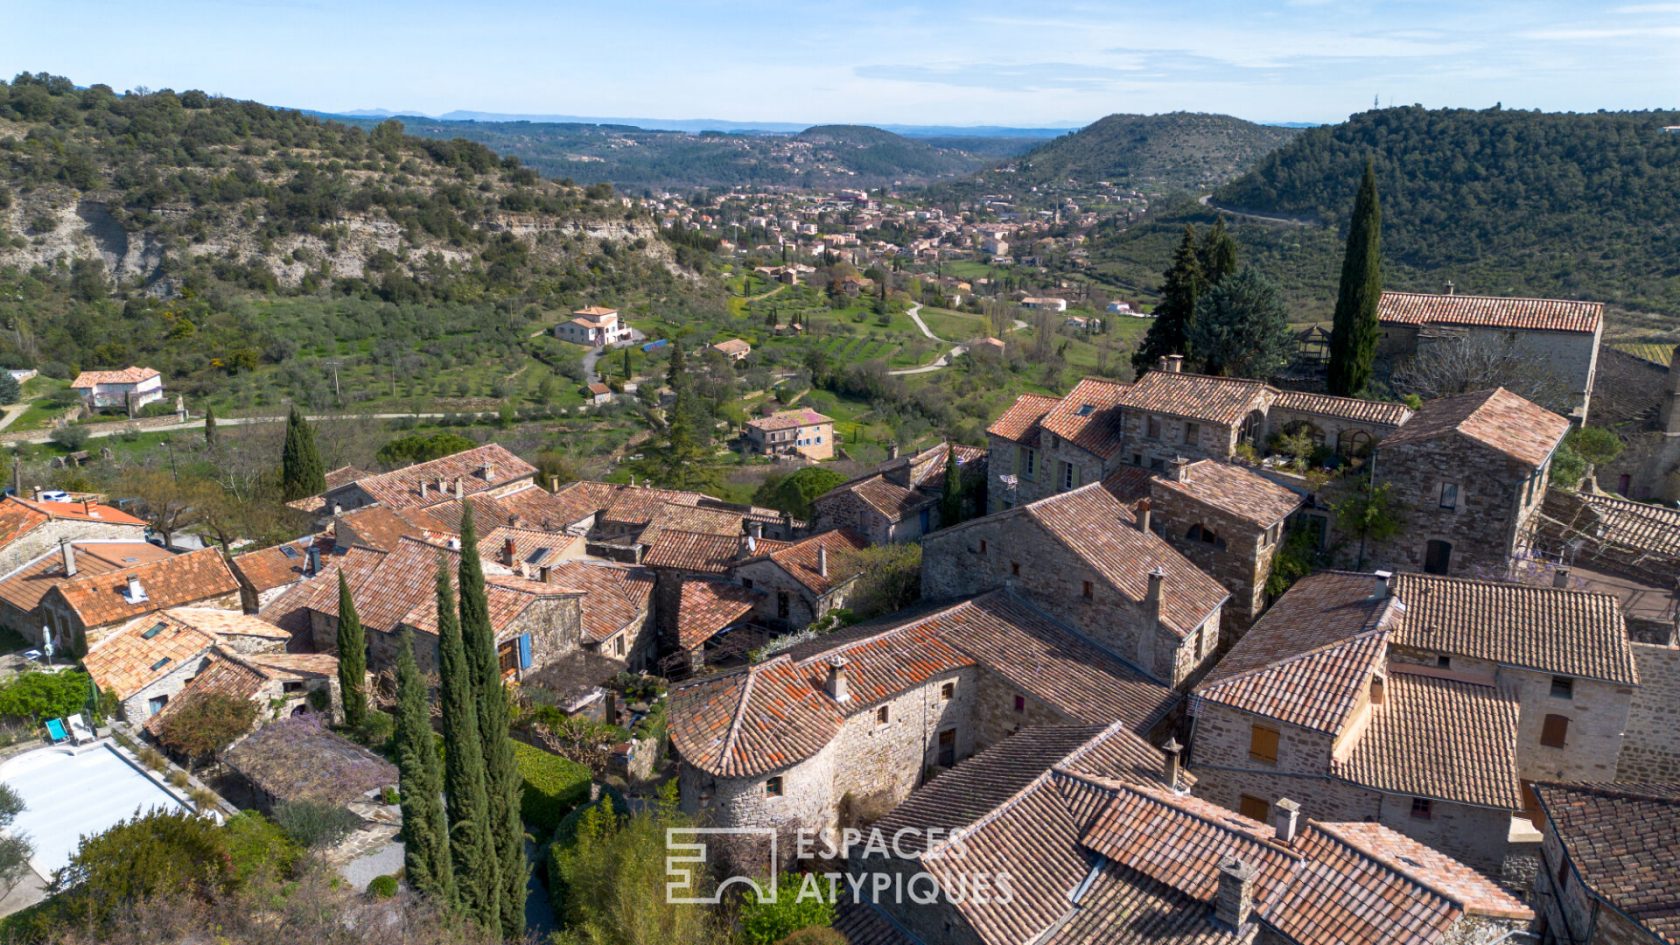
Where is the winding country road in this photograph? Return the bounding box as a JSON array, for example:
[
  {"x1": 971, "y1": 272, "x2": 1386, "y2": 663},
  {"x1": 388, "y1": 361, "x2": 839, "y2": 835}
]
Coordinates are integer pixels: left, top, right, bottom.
[
  {"x1": 1198, "y1": 194, "x2": 1319, "y2": 227},
  {"x1": 890, "y1": 303, "x2": 970, "y2": 376},
  {"x1": 2, "y1": 412, "x2": 454, "y2": 446}
]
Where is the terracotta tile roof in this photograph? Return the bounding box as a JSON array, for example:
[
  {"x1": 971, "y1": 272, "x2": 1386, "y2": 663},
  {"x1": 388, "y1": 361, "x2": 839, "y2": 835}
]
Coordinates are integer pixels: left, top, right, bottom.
[
  {"x1": 1058, "y1": 720, "x2": 1189, "y2": 788},
  {"x1": 1044, "y1": 863, "x2": 1245, "y2": 945},
  {"x1": 712, "y1": 338, "x2": 751, "y2": 356},
  {"x1": 541, "y1": 561, "x2": 654, "y2": 643},
  {"x1": 286, "y1": 466, "x2": 368, "y2": 514},
  {"x1": 1195, "y1": 572, "x2": 1395, "y2": 733},
  {"x1": 70, "y1": 366, "x2": 159, "y2": 387},
  {"x1": 51, "y1": 547, "x2": 239, "y2": 629},
  {"x1": 1379, "y1": 290, "x2": 1602, "y2": 334},
  {"x1": 746, "y1": 408, "x2": 833, "y2": 432},
  {"x1": 671, "y1": 590, "x2": 1178, "y2": 779},
  {"x1": 543, "y1": 480, "x2": 625, "y2": 527},
  {"x1": 1390, "y1": 572, "x2": 1636, "y2": 684},
  {"x1": 140, "y1": 649, "x2": 266, "y2": 735},
  {"x1": 1547, "y1": 490, "x2": 1680, "y2": 559},
  {"x1": 1311, "y1": 821, "x2": 1532, "y2": 921},
  {"x1": 642, "y1": 529, "x2": 744, "y2": 574},
  {"x1": 987, "y1": 393, "x2": 1060, "y2": 447},
  {"x1": 674, "y1": 579, "x2": 761, "y2": 650},
  {"x1": 637, "y1": 503, "x2": 745, "y2": 545},
  {"x1": 1264, "y1": 826, "x2": 1465, "y2": 945},
  {"x1": 334, "y1": 505, "x2": 453, "y2": 551},
  {"x1": 1333, "y1": 668, "x2": 1523, "y2": 809},
  {"x1": 342, "y1": 444, "x2": 536, "y2": 509},
  {"x1": 230, "y1": 533, "x2": 332, "y2": 594},
  {"x1": 1039, "y1": 377, "x2": 1130, "y2": 458},
  {"x1": 0, "y1": 501, "x2": 49, "y2": 549},
  {"x1": 574, "y1": 305, "x2": 618, "y2": 319},
  {"x1": 600, "y1": 486, "x2": 706, "y2": 528},
  {"x1": 0, "y1": 496, "x2": 147, "y2": 534},
  {"x1": 1117, "y1": 371, "x2": 1270, "y2": 426},
  {"x1": 475, "y1": 526, "x2": 584, "y2": 574},
  {"x1": 1154, "y1": 460, "x2": 1303, "y2": 527},
  {"x1": 1099, "y1": 465, "x2": 1154, "y2": 504},
  {"x1": 831, "y1": 901, "x2": 914, "y2": 945},
  {"x1": 0, "y1": 541, "x2": 172, "y2": 614},
  {"x1": 1377, "y1": 387, "x2": 1569, "y2": 468},
  {"x1": 157, "y1": 607, "x2": 291, "y2": 642},
  {"x1": 753, "y1": 528, "x2": 869, "y2": 595},
  {"x1": 1271, "y1": 390, "x2": 1413, "y2": 427},
  {"x1": 1019, "y1": 484, "x2": 1228, "y2": 638},
  {"x1": 84, "y1": 609, "x2": 220, "y2": 698},
  {"x1": 1534, "y1": 782, "x2": 1680, "y2": 943}
]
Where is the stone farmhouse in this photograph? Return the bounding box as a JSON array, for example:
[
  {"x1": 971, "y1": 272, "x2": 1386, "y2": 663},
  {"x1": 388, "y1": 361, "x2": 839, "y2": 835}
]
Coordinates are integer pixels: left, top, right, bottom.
[
  {"x1": 744, "y1": 408, "x2": 836, "y2": 461},
  {"x1": 69, "y1": 365, "x2": 164, "y2": 414},
  {"x1": 811, "y1": 442, "x2": 987, "y2": 544},
  {"x1": 1187, "y1": 570, "x2": 1640, "y2": 879},
  {"x1": 985, "y1": 363, "x2": 1409, "y2": 512},
  {"x1": 229, "y1": 533, "x2": 333, "y2": 613},
  {"x1": 1377, "y1": 290, "x2": 1604, "y2": 421},
  {"x1": 553, "y1": 305, "x2": 632, "y2": 347},
  {"x1": 1530, "y1": 781, "x2": 1680, "y2": 945},
  {"x1": 37, "y1": 546, "x2": 241, "y2": 654},
  {"x1": 845, "y1": 725, "x2": 1533, "y2": 945},
  {"x1": 315, "y1": 443, "x2": 539, "y2": 517},
  {"x1": 731, "y1": 528, "x2": 868, "y2": 633},
  {"x1": 921, "y1": 484, "x2": 1229, "y2": 687},
  {"x1": 0, "y1": 540, "x2": 171, "y2": 643},
  {"x1": 0, "y1": 496, "x2": 150, "y2": 577},
  {"x1": 668, "y1": 589, "x2": 1178, "y2": 840}
]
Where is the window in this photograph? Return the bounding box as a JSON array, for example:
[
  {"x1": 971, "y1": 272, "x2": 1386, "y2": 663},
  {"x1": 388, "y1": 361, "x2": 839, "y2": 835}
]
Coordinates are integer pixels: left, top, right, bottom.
[
  {"x1": 149, "y1": 657, "x2": 171, "y2": 672},
  {"x1": 1551, "y1": 676, "x2": 1574, "y2": 699},
  {"x1": 1060, "y1": 461, "x2": 1075, "y2": 491},
  {"x1": 497, "y1": 640, "x2": 519, "y2": 678},
  {"x1": 1184, "y1": 421, "x2": 1200, "y2": 444},
  {"x1": 941, "y1": 681, "x2": 955, "y2": 700},
  {"x1": 765, "y1": 776, "x2": 783, "y2": 797},
  {"x1": 1022, "y1": 448, "x2": 1036, "y2": 478},
  {"x1": 1437, "y1": 654, "x2": 1452, "y2": 669},
  {"x1": 1439, "y1": 482, "x2": 1460, "y2": 510},
  {"x1": 1013, "y1": 694, "x2": 1026, "y2": 713},
  {"x1": 1239, "y1": 794, "x2": 1270, "y2": 822},
  {"x1": 1131, "y1": 453, "x2": 1143, "y2": 467},
  {"x1": 937, "y1": 729, "x2": 957, "y2": 767},
  {"x1": 282, "y1": 681, "x2": 304, "y2": 694},
  {"x1": 1249, "y1": 725, "x2": 1280, "y2": 765},
  {"x1": 1011, "y1": 561, "x2": 1020, "y2": 577},
  {"x1": 1082, "y1": 580, "x2": 1093, "y2": 600},
  {"x1": 140, "y1": 622, "x2": 166, "y2": 640},
  {"x1": 1541, "y1": 714, "x2": 1570, "y2": 748},
  {"x1": 614, "y1": 635, "x2": 626, "y2": 657},
  {"x1": 1410, "y1": 797, "x2": 1434, "y2": 820},
  {"x1": 877, "y1": 705, "x2": 890, "y2": 725},
  {"x1": 741, "y1": 578, "x2": 753, "y2": 590},
  {"x1": 146, "y1": 695, "x2": 168, "y2": 717},
  {"x1": 1147, "y1": 415, "x2": 1162, "y2": 439}
]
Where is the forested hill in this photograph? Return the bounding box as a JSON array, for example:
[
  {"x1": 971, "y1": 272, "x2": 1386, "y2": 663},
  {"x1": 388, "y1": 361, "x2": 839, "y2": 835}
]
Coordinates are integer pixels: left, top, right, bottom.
[
  {"x1": 1211, "y1": 106, "x2": 1680, "y2": 319},
  {"x1": 332, "y1": 115, "x2": 1029, "y2": 193},
  {"x1": 0, "y1": 74, "x2": 679, "y2": 300}
]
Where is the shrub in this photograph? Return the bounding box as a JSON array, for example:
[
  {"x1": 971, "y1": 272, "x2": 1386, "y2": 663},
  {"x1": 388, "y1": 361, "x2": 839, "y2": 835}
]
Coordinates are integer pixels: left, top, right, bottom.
[
  {"x1": 189, "y1": 787, "x2": 220, "y2": 812},
  {"x1": 366, "y1": 874, "x2": 399, "y2": 898},
  {"x1": 48, "y1": 424, "x2": 88, "y2": 452},
  {"x1": 137, "y1": 747, "x2": 167, "y2": 771},
  {"x1": 221, "y1": 811, "x2": 301, "y2": 882},
  {"x1": 776, "y1": 929, "x2": 848, "y2": 945},
  {"x1": 167, "y1": 770, "x2": 189, "y2": 788},
  {"x1": 154, "y1": 692, "x2": 259, "y2": 767},
  {"x1": 47, "y1": 810, "x2": 237, "y2": 934},
  {"x1": 271, "y1": 800, "x2": 361, "y2": 850},
  {"x1": 513, "y1": 740, "x2": 592, "y2": 833},
  {"x1": 375, "y1": 431, "x2": 476, "y2": 467},
  {"x1": 351, "y1": 710, "x2": 394, "y2": 751},
  {"x1": 381, "y1": 786, "x2": 400, "y2": 806},
  {"x1": 739, "y1": 871, "x2": 836, "y2": 944},
  {"x1": 0, "y1": 668, "x2": 94, "y2": 721}
]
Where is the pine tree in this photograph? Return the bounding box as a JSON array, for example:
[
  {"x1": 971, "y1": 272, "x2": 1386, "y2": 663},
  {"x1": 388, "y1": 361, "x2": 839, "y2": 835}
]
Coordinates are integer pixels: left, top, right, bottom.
[
  {"x1": 394, "y1": 627, "x2": 453, "y2": 905},
  {"x1": 203, "y1": 405, "x2": 218, "y2": 450},
  {"x1": 436, "y1": 556, "x2": 496, "y2": 928},
  {"x1": 1328, "y1": 160, "x2": 1384, "y2": 396},
  {"x1": 1199, "y1": 216, "x2": 1239, "y2": 288},
  {"x1": 1132, "y1": 225, "x2": 1205, "y2": 376},
  {"x1": 335, "y1": 571, "x2": 367, "y2": 729},
  {"x1": 280, "y1": 406, "x2": 325, "y2": 502},
  {"x1": 939, "y1": 446, "x2": 964, "y2": 528},
  {"x1": 456, "y1": 506, "x2": 525, "y2": 938}
]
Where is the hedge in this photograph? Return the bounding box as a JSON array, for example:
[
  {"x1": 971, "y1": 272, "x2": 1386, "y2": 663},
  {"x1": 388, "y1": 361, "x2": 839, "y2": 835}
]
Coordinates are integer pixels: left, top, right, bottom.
[{"x1": 513, "y1": 740, "x2": 591, "y2": 834}]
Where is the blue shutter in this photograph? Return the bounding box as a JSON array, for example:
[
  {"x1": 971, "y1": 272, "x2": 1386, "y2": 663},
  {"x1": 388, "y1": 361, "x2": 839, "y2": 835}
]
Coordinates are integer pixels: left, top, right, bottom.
[{"x1": 517, "y1": 633, "x2": 533, "y2": 670}]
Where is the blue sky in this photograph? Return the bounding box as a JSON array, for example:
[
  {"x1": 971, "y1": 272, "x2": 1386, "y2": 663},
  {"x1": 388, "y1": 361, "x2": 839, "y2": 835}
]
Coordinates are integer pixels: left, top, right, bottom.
[{"x1": 3, "y1": 0, "x2": 1676, "y2": 126}]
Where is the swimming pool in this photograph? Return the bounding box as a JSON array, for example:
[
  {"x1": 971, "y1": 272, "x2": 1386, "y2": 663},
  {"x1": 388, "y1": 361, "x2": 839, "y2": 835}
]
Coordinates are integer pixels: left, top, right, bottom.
[{"x1": 0, "y1": 743, "x2": 189, "y2": 876}]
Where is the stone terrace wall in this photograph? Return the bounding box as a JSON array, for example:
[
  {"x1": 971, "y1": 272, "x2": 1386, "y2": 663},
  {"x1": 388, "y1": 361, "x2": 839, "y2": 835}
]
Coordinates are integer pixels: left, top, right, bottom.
[{"x1": 1619, "y1": 642, "x2": 1680, "y2": 782}]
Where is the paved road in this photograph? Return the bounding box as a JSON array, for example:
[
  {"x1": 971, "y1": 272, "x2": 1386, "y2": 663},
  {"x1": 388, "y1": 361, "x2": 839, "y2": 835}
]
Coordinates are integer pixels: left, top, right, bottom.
[
  {"x1": 5, "y1": 412, "x2": 454, "y2": 446},
  {"x1": 890, "y1": 303, "x2": 970, "y2": 376},
  {"x1": 1198, "y1": 193, "x2": 1318, "y2": 227}
]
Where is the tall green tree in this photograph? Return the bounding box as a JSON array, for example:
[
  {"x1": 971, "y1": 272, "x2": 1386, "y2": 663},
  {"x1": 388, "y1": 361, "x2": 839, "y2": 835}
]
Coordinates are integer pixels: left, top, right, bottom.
[
  {"x1": 1328, "y1": 160, "x2": 1384, "y2": 396},
  {"x1": 456, "y1": 504, "x2": 526, "y2": 939},
  {"x1": 393, "y1": 627, "x2": 453, "y2": 905},
  {"x1": 1132, "y1": 225, "x2": 1204, "y2": 376},
  {"x1": 435, "y1": 557, "x2": 496, "y2": 927},
  {"x1": 279, "y1": 406, "x2": 325, "y2": 502},
  {"x1": 1189, "y1": 268, "x2": 1294, "y2": 380},
  {"x1": 334, "y1": 571, "x2": 367, "y2": 729},
  {"x1": 939, "y1": 446, "x2": 964, "y2": 527},
  {"x1": 1198, "y1": 216, "x2": 1239, "y2": 287}
]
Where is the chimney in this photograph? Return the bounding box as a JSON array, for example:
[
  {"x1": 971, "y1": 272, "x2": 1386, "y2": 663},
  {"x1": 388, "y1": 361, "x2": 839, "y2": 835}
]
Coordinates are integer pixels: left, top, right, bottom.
[
  {"x1": 125, "y1": 574, "x2": 145, "y2": 602},
  {"x1": 548, "y1": 475, "x2": 560, "y2": 492},
  {"x1": 1663, "y1": 347, "x2": 1680, "y2": 435},
  {"x1": 1135, "y1": 498, "x2": 1152, "y2": 534},
  {"x1": 30, "y1": 487, "x2": 39, "y2": 501},
  {"x1": 744, "y1": 535, "x2": 757, "y2": 556},
  {"x1": 1213, "y1": 857, "x2": 1256, "y2": 930},
  {"x1": 60, "y1": 540, "x2": 76, "y2": 577},
  {"x1": 436, "y1": 476, "x2": 449, "y2": 493},
  {"x1": 1161, "y1": 736, "x2": 1183, "y2": 791},
  {"x1": 1273, "y1": 798, "x2": 1301, "y2": 845},
  {"x1": 1166, "y1": 456, "x2": 1190, "y2": 482},
  {"x1": 539, "y1": 564, "x2": 552, "y2": 584},
  {"x1": 1374, "y1": 569, "x2": 1394, "y2": 598},
  {"x1": 454, "y1": 478, "x2": 465, "y2": 499},
  {"x1": 825, "y1": 656, "x2": 850, "y2": 702},
  {"x1": 1144, "y1": 566, "x2": 1166, "y2": 671},
  {"x1": 1552, "y1": 566, "x2": 1572, "y2": 589},
  {"x1": 479, "y1": 462, "x2": 494, "y2": 482},
  {"x1": 887, "y1": 442, "x2": 899, "y2": 460},
  {"x1": 503, "y1": 536, "x2": 518, "y2": 567},
  {"x1": 332, "y1": 503, "x2": 343, "y2": 516},
  {"x1": 818, "y1": 544, "x2": 829, "y2": 578},
  {"x1": 750, "y1": 521, "x2": 764, "y2": 540},
  {"x1": 81, "y1": 500, "x2": 91, "y2": 515},
  {"x1": 1159, "y1": 354, "x2": 1183, "y2": 373},
  {"x1": 420, "y1": 481, "x2": 430, "y2": 500},
  {"x1": 1370, "y1": 673, "x2": 1386, "y2": 705},
  {"x1": 306, "y1": 546, "x2": 321, "y2": 577},
  {"x1": 1445, "y1": 280, "x2": 1455, "y2": 295}
]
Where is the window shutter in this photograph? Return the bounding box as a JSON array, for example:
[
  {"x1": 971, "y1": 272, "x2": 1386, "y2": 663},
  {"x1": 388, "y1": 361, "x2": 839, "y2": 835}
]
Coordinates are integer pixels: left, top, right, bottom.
[{"x1": 517, "y1": 633, "x2": 533, "y2": 670}]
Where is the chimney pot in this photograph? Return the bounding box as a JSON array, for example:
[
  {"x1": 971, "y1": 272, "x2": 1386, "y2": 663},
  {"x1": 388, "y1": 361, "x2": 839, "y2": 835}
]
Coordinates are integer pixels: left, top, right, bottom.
[
  {"x1": 818, "y1": 544, "x2": 829, "y2": 578},
  {"x1": 1552, "y1": 566, "x2": 1572, "y2": 589},
  {"x1": 1374, "y1": 570, "x2": 1395, "y2": 597},
  {"x1": 826, "y1": 655, "x2": 850, "y2": 702},
  {"x1": 1370, "y1": 673, "x2": 1386, "y2": 706},
  {"x1": 1135, "y1": 498, "x2": 1153, "y2": 534},
  {"x1": 1273, "y1": 798, "x2": 1301, "y2": 845},
  {"x1": 750, "y1": 521, "x2": 763, "y2": 540},
  {"x1": 1214, "y1": 857, "x2": 1257, "y2": 930},
  {"x1": 479, "y1": 463, "x2": 494, "y2": 482},
  {"x1": 503, "y1": 536, "x2": 518, "y2": 567},
  {"x1": 1163, "y1": 354, "x2": 1184, "y2": 373},
  {"x1": 60, "y1": 540, "x2": 76, "y2": 577},
  {"x1": 420, "y1": 481, "x2": 430, "y2": 499},
  {"x1": 305, "y1": 546, "x2": 321, "y2": 577},
  {"x1": 454, "y1": 478, "x2": 465, "y2": 499},
  {"x1": 126, "y1": 574, "x2": 144, "y2": 601},
  {"x1": 1445, "y1": 280, "x2": 1455, "y2": 295},
  {"x1": 887, "y1": 442, "x2": 899, "y2": 460},
  {"x1": 540, "y1": 564, "x2": 552, "y2": 584},
  {"x1": 1167, "y1": 456, "x2": 1189, "y2": 482},
  {"x1": 548, "y1": 475, "x2": 560, "y2": 492}
]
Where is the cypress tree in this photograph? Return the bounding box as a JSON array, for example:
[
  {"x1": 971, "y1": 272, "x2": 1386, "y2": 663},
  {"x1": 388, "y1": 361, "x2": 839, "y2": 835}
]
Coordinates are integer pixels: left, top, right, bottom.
[
  {"x1": 1132, "y1": 225, "x2": 1205, "y2": 376},
  {"x1": 456, "y1": 505, "x2": 526, "y2": 939},
  {"x1": 280, "y1": 406, "x2": 325, "y2": 502},
  {"x1": 203, "y1": 405, "x2": 218, "y2": 450},
  {"x1": 1199, "y1": 216, "x2": 1239, "y2": 288},
  {"x1": 436, "y1": 556, "x2": 497, "y2": 928},
  {"x1": 394, "y1": 627, "x2": 453, "y2": 905},
  {"x1": 1328, "y1": 160, "x2": 1384, "y2": 396},
  {"x1": 335, "y1": 571, "x2": 367, "y2": 729},
  {"x1": 939, "y1": 446, "x2": 964, "y2": 527}
]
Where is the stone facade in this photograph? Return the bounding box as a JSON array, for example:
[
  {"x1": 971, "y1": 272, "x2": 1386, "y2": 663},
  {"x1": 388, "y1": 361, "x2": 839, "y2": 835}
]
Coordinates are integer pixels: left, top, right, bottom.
[
  {"x1": 312, "y1": 593, "x2": 582, "y2": 681},
  {"x1": 732, "y1": 557, "x2": 855, "y2": 634},
  {"x1": 40, "y1": 586, "x2": 243, "y2": 654},
  {"x1": 1378, "y1": 321, "x2": 1602, "y2": 421},
  {"x1": 1144, "y1": 482, "x2": 1288, "y2": 634},
  {"x1": 1617, "y1": 642, "x2": 1680, "y2": 782},
  {"x1": 1117, "y1": 405, "x2": 1254, "y2": 473},
  {"x1": 1532, "y1": 808, "x2": 1662, "y2": 945}
]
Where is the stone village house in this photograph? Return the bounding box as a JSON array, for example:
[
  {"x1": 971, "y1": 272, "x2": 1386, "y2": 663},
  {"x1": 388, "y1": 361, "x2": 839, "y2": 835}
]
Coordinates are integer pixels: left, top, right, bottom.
[
  {"x1": 37, "y1": 547, "x2": 242, "y2": 655},
  {"x1": 1530, "y1": 781, "x2": 1680, "y2": 945},
  {"x1": 811, "y1": 442, "x2": 988, "y2": 545},
  {"x1": 0, "y1": 496, "x2": 150, "y2": 577}
]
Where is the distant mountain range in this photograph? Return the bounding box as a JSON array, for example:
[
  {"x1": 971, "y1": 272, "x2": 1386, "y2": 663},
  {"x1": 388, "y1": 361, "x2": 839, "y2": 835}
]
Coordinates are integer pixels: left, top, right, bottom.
[{"x1": 321, "y1": 109, "x2": 1079, "y2": 139}]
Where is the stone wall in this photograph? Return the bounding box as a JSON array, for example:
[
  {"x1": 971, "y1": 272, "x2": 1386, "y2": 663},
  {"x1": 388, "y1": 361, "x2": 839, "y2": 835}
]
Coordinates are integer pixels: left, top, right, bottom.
[
  {"x1": 1117, "y1": 410, "x2": 1240, "y2": 470},
  {"x1": 1618, "y1": 642, "x2": 1680, "y2": 782},
  {"x1": 0, "y1": 522, "x2": 149, "y2": 583},
  {"x1": 1147, "y1": 482, "x2": 1278, "y2": 633},
  {"x1": 733, "y1": 559, "x2": 847, "y2": 634},
  {"x1": 1370, "y1": 438, "x2": 1548, "y2": 577},
  {"x1": 1039, "y1": 435, "x2": 1111, "y2": 502}
]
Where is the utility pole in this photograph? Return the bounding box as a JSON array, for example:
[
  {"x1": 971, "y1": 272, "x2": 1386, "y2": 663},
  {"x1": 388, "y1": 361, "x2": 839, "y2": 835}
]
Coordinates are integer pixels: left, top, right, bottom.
[{"x1": 324, "y1": 358, "x2": 343, "y2": 406}]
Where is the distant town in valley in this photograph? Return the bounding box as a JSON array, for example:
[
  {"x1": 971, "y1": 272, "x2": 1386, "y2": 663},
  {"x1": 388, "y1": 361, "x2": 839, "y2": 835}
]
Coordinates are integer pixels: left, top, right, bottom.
[{"x1": 0, "y1": 8, "x2": 1675, "y2": 943}]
